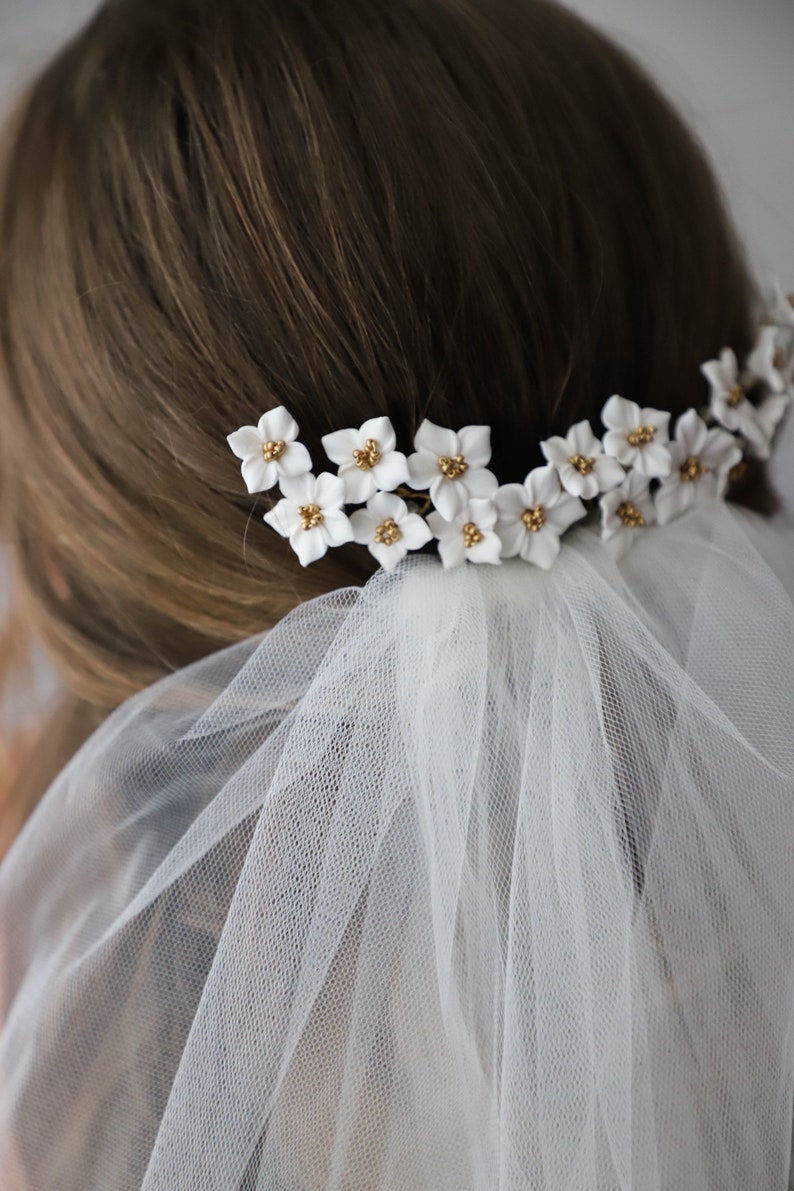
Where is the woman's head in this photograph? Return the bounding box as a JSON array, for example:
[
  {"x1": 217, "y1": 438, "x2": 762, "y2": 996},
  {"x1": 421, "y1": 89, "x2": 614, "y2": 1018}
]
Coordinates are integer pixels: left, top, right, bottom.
[{"x1": 0, "y1": 0, "x2": 762, "y2": 707}]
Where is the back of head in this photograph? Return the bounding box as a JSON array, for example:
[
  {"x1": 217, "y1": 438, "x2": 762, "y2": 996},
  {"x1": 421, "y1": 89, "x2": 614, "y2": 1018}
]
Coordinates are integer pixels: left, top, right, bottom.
[{"x1": 0, "y1": 0, "x2": 763, "y2": 710}]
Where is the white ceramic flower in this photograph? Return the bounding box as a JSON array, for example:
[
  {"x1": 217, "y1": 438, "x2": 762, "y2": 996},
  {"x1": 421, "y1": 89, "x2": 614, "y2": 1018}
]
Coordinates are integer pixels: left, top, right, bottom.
[
  {"x1": 227, "y1": 405, "x2": 312, "y2": 494},
  {"x1": 600, "y1": 470, "x2": 655, "y2": 561},
  {"x1": 700, "y1": 349, "x2": 766, "y2": 450},
  {"x1": 746, "y1": 393, "x2": 793, "y2": 461},
  {"x1": 263, "y1": 472, "x2": 354, "y2": 566},
  {"x1": 321, "y1": 416, "x2": 409, "y2": 504},
  {"x1": 770, "y1": 279, "x2": 794, "y2": 329},
  {"x1": 494, "y1": 465, "x2": 587, "y2": 570},
  {"x1": 654, "y1": 409, "x2": 742, "y2": 526},
  {"x1": 539, "y1": 419, "x2": 625, "y2": 500},
  {"x1": 406, "y1": 420, "x2": 498, "y2": 521},
  {"x1": 426, "y1": 499, "x2": 503, "y2": 569},
  {"x1": 745, "y1": 325, "x2": 787, "y2": 394},
  {"x1": 348, "y1": 490, "x2": 432, "y2": 571},
  {"x1": 600, "y1": 395, "x2": 672, "y2": 478}
]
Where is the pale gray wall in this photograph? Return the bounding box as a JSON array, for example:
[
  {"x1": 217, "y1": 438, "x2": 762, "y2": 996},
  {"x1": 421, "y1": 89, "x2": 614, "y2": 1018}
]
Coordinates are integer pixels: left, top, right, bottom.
[{"x1": 0, "y1": 0, "x2": 792, "y2": 510}]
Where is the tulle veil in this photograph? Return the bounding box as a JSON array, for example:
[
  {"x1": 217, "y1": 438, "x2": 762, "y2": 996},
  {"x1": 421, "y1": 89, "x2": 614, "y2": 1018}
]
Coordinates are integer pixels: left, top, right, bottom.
[{"x1": 1, "y1": 497, "x2": 794, "y2": 1189}]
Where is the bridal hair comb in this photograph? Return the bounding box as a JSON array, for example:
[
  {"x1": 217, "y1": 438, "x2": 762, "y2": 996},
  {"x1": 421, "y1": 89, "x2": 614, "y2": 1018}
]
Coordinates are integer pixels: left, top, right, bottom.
[{"x1": 227, "y1": 283, "x2": 794, "y2": 571}]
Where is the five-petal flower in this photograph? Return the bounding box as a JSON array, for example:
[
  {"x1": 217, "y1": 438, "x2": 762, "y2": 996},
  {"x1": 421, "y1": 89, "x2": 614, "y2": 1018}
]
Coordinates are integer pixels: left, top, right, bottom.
[
  {"x1": 700, "y1": 349, "x2": 767, "y2": 450},
  {"x1": 494, "y1": 465, "x2": 586, "y2": 570},
  {"x1": 348, "y1": 490, "x2": 433, "y2": 570},
  {"x1": 321, "y1": 416, "x2": 410, "y2": 504},
  {"x1": 654, "y1": 409, "x2": 742, "y2": 525},
  {"x1": 601, "y1": 394, "x2": 672, "y2": 478},
  {"x1": 227, "y1": 406, "x2": 312, "y2": 493},
  {"x1": 600, "y1": 470, "x2": 655, "y2": 561},
  {"x1": 540, "y1": 420, "x2": 625, "y2": 499},
  {"x1": 426, "y1": 499, "x2": 503, "y2": 569},
  {"x1": 406, "y1": 420, "x2": 498, "y2": 521},
  {"x1": 263, "y1": 472, "x2": 354, "y2": 566}
]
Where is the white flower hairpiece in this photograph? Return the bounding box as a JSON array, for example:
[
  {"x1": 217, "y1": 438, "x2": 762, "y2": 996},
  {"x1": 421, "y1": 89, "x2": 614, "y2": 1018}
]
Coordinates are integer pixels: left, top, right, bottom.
[{"x1": 227, "y1": 281, "x2": 793, "y2": 572}]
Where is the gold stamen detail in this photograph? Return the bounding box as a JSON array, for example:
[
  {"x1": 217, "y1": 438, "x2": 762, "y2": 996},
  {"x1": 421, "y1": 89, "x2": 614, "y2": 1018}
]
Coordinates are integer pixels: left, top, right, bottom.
[
  {"x1": 569, "y1": 454, "x2": 595, "y2": 476},
  {"x1": 727, "y1": 384, "x2": 745, "y2": 409},
  {"x1": 626, "y1": 424, "x2": 656, "y2": 447},
  {"x1": 437, "y1": 454, "x2": 468, "y2": 479},
  {"x1": 263, "y1": 439, "x2": 287, "y2": 461},
  {"x1": 374, "y1": 518, "x2": 402, "y2": 546},
  {"x1": 522, "y1": 505, "x2": 546, "y2": 533},
  {"x1": 616, "y1": 501, "x2": 645, "y2": 528},
  {"x1": 298, "y1": 503, "x2": 324, "y2": 530},
  {"x1": 680, "y1": 456, "x2": 705, "y2": 482},
  {"x1": 463, "y1": 522, "x2": 483, "y2": 548},
  {"x1": 728, "y1": 461, "x2": 748, "y2": 485},
  {"x1": 352, "y1": 438, "x2": 381, "y2": 470}
]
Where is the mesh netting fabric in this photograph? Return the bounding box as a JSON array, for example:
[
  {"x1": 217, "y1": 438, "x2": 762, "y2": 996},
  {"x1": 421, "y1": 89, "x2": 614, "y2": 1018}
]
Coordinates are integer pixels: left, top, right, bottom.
[{"x1": 1, "y1": 498, "x2": 794, "y2": 1189}]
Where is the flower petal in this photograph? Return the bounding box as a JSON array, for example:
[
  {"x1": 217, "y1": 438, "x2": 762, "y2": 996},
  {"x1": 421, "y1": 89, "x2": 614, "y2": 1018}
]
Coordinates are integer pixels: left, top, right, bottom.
[
  {"x1": 368, "y1": 490, "x2": 406, "y2": 522},
  {"x1": 371, "y1": 451, "x2": 410, "y2": 492},
  {"x1": 227, "y1": 426, "x2": 262, "y2": 460},
  {"x1": 463, "y1": 467, "x2": 499, "y2": 500},
  {"x1": 544, "y1": 494, "x2": 587, "y2": 534},
  {"x1": 521, "y1": 525, "x2": 560, "y2": 570},
  {"x1": 568, "y1": 420, "x2": 600, "y2": 456},
  {"x1": 360, "y1": 416, "x2": 397, "y2": 452},
  {"x1": 655, "y1": 480, "x2": 694, "y2": 526},
  {"x1": 313, "y1": 471, "x2": 347, "y2": 510},
  {"x1": 406, "y1": 451, "x2": 441, "y2": 489},
  {"x1": 349, "y1": 508, "x2": 380, "y2": 543},
  {"x1": 260, "y1": 406, "x2": 299, "y2": 442},
  {"x1": 632, "y1": 440, "x2": 672, "y2": 479},
  {"x1": 340, "y1": 465, "x2": 377, "y2": 504},
  {"x1": 538, "y1": 436, "x2": 571, "y2": 468},
  {"x1": 399, "y1": 514, "x2": 433, "y2": 551},
  {"x1": 593, "y1": 455, "x2": 626, "y2": 492},
  {"x1": 370, "y1": 540, "x2": 408, "y2": 571},
  {"x1": 496, "y1": 520, "x2": 525, "y2": 558},
  {"x1": 431, "y1": 476, "x2": 465, "y2": 520},
  {"x1": 241, "y1": 456, "x2": 276, "y2": 494},
  {"x1": 524, "y1": 464, "x2": 561, "y2": 508},
  {"x1": 466, "y1": 498, "x2": 498, "y2": 531},
  {"x1": 321, "y1": 509, "x2": 355, "y2": 547},
  {"x1": 494, "y1": 483, "x2": 530, "y2": 518},
  {"x1": 263, "y1": 498, "x2": 300, "y2": 537},
  {"x1": 467, "y1": 533, "x2": 503, "y2": 565},
  {"x1": 279, "y1": 472, "x2": 315, "y2": 503},
  {"x1": 457, "y1": 425, "x2": 491, "y2": 468},
  {"x1": 438, "y1": 534, "x2": 468, "y2": 569},
  {"x1": 674, "y1": 409, "x2": 708, "y2": 455},
  {"x1": 601, "y1": 395, "x2": 639, "y2": 431},
  {"x1": 289, "y1": 526, "x2": 328, "y2": 566},
  {"x1": 602, "y1": 429, "x2": 634, "y2": 466},
  {"x1": 414, "y1": 419, "x2": 457, "y2": 458},
  {"x1": 321, "y1": 427, "x2": 361, "y2": 465},
  {"x1": 278, "y1": 440, "x2": 313, "y2": 478}
]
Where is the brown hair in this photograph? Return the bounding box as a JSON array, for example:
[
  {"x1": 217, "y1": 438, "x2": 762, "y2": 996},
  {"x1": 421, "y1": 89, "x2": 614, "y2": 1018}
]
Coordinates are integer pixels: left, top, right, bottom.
[{"x1": 0, "y1": 0, "x2": 769, "y2": 818}]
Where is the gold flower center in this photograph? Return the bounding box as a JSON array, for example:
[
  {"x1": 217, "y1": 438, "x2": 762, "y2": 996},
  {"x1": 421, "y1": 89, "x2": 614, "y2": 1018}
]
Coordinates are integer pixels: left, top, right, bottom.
[
  {"x1": 728, "y1": 461, "x2": 748, "y2": 485},
  {"x1": 727, "y1": 384, "x2": 745, "y2": 409},
  {"x1": 626, "y1": 424, "x2": 656, "y2": 447},
  {"x1": 298, "y1": 503, "x2": 324, "y2": 530},
  {"x1": 374, "y1": 518, "x2": 402, "y2": 545},
  {"x1": 569, "y1": 454, "x2": 595, "y2": 475},
  {"x1": 353, "y1": 438, "x2": 382, "y2": 470},
  {"x1": 616, "y1": 501, "x2": 645, "y2": 528},
  {"x1": 263, "y1": 439, "x2": 287, "y2": 461},
  {"x1": 463, "y1": 522, "x2": 483, "y2": 548},
  {"x1": 522, "y1": 505, "x2": 546, "y2": 533},
  {"x1": 437, "y1": 454, "x2": 468, "y2": 479},
  {"x1": 680, "y1": 456, "x2": 705, "y2": 482}
]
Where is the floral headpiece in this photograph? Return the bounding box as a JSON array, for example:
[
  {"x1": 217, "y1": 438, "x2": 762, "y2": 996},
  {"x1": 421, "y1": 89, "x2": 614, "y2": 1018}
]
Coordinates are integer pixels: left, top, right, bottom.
[{"x1": 227, "y1": 281, "x2": 794, "y2": 571}]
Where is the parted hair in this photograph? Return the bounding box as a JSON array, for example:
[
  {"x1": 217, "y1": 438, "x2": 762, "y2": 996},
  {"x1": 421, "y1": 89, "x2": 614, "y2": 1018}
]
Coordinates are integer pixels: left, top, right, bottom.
[{"x1": 0, "y1": 0, "x2": 769, "y2": 816}]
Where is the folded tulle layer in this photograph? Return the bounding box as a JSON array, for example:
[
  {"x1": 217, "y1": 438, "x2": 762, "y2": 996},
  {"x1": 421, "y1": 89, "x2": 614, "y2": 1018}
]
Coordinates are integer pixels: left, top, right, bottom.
[{"x1": 1, "y1": 499, "x2": 794, "y2": 1189}]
